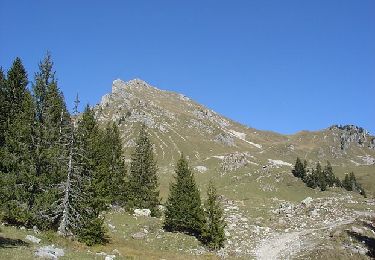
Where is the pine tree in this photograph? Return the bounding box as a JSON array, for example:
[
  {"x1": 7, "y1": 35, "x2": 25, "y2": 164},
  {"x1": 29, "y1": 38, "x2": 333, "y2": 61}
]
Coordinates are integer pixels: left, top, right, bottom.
[
  {"x1": 0, "y1": 67, "x2": 7, "y2": 147},
  {"x1": 101, "y1": 122, "x2": 126, "y2": 205},
  {"x1": 72, "y1": 104, "x2": 107, "y2": 245},
  {"x1": 323, "y1": 161, "x2": 340, "y2": 188},
  {"x1": 164, "y1": 154, "x2": 205, "y2": 237},
  {"x1": 56, "y1": 97, "x2": 106, "y2": 245},
  {"x1": 126, "y1": 124, "x2": 160, "y2": 216},
  {"x1": 315, "y1": 162, "x2": 327, "y2": 191},
  {"x1": 30, "y1": 54, "x2": 71, "y2": 229},
  {"x1": 58, "y1": 96, "x2": 86, "y2": 237},
  {"x1": 202, "y1": 180, "x2": 226, "y2": 250},
  {"x1": 292, "y1": 157, "x2": 306, "y2": 179},
  {"x1": 0, "y1": 58, "x2": 36, "y2": 226}
]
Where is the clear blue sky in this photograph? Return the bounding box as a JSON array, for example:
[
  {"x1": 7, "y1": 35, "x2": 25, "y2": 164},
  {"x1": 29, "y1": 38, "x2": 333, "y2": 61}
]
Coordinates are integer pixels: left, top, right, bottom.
[{"x1": 1, "y1": 0, "x2": 374, "y2": 134}]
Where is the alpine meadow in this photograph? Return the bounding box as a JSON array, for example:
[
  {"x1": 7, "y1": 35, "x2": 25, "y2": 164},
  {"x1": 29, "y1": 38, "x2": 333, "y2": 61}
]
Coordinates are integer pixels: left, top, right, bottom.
[{"x1": 1, "y1": 1, "x2": 375, "y2": 259}]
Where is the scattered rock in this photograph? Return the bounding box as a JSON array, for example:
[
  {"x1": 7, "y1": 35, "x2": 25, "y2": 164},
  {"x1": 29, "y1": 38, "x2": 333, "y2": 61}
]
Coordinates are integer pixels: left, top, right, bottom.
[
  {"x1": 108, "y1": 223, "x2": 116, "y2": 230},
  {"x1": 301, "y1": 197, "x2": 313, "y2": 207},
  {"x1": 26, "y1": 235, "x2": 41, "y2": 244},
  {"x1": 105, "y1": 255, "x2": 116, "y2": 260},
  {"x1": 133, "y1": 208, "x2": 151, "y2": 217},
  {"x1": 33, "y1": 225, "x2": 40, "y2": 234},
  {"x1": 35, "y1": 245, "x2": 64, "y2": 259},
  {"x1": 194, "y1": 165, "x2": 208, "y2": 173},
  {"x1": 132, "y1": 231, "x2": 147, "y2": 240}
]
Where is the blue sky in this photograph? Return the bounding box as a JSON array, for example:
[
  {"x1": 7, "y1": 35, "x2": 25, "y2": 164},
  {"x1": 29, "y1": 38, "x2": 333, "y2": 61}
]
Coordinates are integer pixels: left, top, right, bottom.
[{"x1": 1, "y1": 0, "x2": 374, "y2": 134}]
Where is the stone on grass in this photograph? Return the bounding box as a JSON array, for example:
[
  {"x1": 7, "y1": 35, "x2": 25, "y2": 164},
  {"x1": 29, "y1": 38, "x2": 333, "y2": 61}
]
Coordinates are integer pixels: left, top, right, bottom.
[
  {"x1": 133, "y1": 208, "x2": 151, "y2": 217},
  {"x1": 132, "y1": 231, "x2": 147, "y2": 240},
  {"x1": 35, "y1": 245, "x2": 64, "y2": 259},
  {"x1": 25, "y1": 235, "x2": 41, "y2": 244}
]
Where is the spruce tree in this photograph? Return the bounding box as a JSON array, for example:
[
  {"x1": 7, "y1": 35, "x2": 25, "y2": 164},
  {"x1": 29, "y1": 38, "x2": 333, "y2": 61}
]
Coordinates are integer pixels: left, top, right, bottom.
[
  {"x1": 292, "y1": 157, "x2": 306, "y2": 179},
  {"x1": 202, "y1": 180, "x2": 226, "y2": 250},
  {"x1": 57, "y1": 98, "x2": 107, "y2": 245},
  {"x1": 31, "y1": 54, "x2": 71, "y2": 229},
  {"x1": 0, "y1": 58, "x2": 36, "y2": 226},
  {"x1": 75, "y1": 104, "x2": 107, "y2": 245},
  {"x1": 101, "y1": 122, "x2": 126, "y2": 205},
  {"x1": 127, "y1": 124, "x2": 160, "y2": 215},
  {"x1": 323, "y1": 161, "x2": 341, "y2": 188},
  {"x1": 315, "y1": 162, "x2": 327, "y2": 191},
  {"x1": 164, "y1": 154, "x2": 205, "y2": 237}
]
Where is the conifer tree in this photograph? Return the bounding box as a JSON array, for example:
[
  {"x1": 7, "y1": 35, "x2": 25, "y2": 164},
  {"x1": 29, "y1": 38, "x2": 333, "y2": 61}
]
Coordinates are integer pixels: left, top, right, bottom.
[
  {"x1": 202, "y1": 180, "x2": 226, "y2": 250},
  {"x1": 342, "y1": 172, "x2": 366, "y2": 197},
  {"x1": 127, "y1": 124, "x2": 160, "y2": 215},
  {"x1": 292, "y1": 157, "x2": 306, "y2": 179},
  {"x1": 323, "y1": 161, "x2": 341, "y2": 188},
  {"x1": 315, "y1": 162, "x2": 327, "y2": 191},
  {"x1": 101, "y1": 122, "x2": 126, "y2": 205},
  {"x1": 58, "y1": 96, "x2": 86, "y2": 237},
  {"x1": 57, "y1": 99, "x2": 107, "y2": 245},
  {"x1": 0, "y1": 67, "x2": 6, "y2": 147},
  {"x1": 74, "y1": 104, "x2": 107, "y2": 245},
  {"x1": 0, "y1": 58, "x2": 36, "y2": 226},
  {"x1": 31, "y1": 54, "x2": 71, "y2": 229},
  {"x1": 164, "y1": 154, "x2": 205, "y2": 237}
]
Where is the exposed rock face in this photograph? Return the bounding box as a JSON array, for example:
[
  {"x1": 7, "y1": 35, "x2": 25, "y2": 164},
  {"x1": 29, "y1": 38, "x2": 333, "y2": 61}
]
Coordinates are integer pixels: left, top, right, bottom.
[
  {"x1": 220, "y1": 152, "x2": 252, "y2": 173},
  {"x1": 329, "y1": 125, "x2": 371, "y2": 150}
]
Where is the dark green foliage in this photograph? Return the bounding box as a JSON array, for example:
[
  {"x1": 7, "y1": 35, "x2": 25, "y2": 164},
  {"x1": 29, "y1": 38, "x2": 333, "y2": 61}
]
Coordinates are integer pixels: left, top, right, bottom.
[
  {"x1": 342, "y1": 172, "x2": 366, "y2": 197},
  {"x1": 292, "y1": 157, "x2": 366, "y2": 196},
  {"x1": 77, "y1": 217, "x2": 107, "y2": 246},
  {"x1": 0, "y1": 58, "x2": 36, "y2": 226},
  {"x1": 126, "y1": 124, "x2": 160, "y2": 216},
  {"x1": 315, "y1": 162, "x2": 327, "y2": 191},
  {"x1": 323, "y1": 161, "x2": 341, "y2": 188},
  {"x1": 201, "y1": 180, "x2": 226, "y2": 250},
  {"x1": 164, "y1": 154, "x2": 205, "y2": 237},
  {"x1": 30, "y1": 54, "x2": 71, "y2": 229},
  {"x1": 292, "y1": 157, "x2": 306, "y2": 179}
]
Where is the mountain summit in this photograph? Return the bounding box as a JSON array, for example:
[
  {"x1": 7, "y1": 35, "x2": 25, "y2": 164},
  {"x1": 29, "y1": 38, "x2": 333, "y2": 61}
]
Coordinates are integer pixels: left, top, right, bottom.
[{"x1": 94, "y1": 78, "x2": 375, "y2": 196}]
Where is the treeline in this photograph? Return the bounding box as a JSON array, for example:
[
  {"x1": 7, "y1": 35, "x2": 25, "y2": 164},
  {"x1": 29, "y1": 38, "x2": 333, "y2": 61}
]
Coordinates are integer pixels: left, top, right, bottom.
[
  {"x1": 0, "y1": 55, "x2": 225, "y2": 249},
  {"x1": 292, "y1": 157, "x2": 366, "y2": 197}
]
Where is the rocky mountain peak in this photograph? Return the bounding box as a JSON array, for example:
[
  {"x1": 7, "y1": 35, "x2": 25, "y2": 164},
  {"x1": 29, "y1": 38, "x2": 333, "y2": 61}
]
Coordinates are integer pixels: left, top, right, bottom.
[{"x1": 112, "y1": 78, "x2": 159, "y2": 94}]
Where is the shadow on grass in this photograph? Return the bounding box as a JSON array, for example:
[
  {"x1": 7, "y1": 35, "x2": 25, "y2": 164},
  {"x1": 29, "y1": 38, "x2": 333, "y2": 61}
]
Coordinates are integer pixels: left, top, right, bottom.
[
  {"x1": 347, "y1": 221, "x2": 375, "y2": 258},
  {"x1": 0, "y1": 236, "x2": 29, "y2": 248}
]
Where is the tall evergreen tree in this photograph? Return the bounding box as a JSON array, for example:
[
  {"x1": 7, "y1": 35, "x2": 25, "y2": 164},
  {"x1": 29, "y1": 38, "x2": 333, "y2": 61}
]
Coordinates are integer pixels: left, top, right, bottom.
[
  {"x1": 58, "y1": 96, "x2": 86, "y2": 237},
  {"x1": 0, "y1": 58, "x2": 36, "y2": 226},
  {"x1": 126, "y1": 124, "x2": 160, "y2": 215},
  {"x1": 0, "y1": 67, "x2": 7, "y2": 147},
  {"x1": 75, "y1": 105, "x2": 107, "y2": 245},
  {"x1": 57, "y1": 98, "x2": 107, "y2": 245},
  {"x1": 101, "y1": 122, "x2": 126, "y2": 205},
  {"x1": 31, "y1": 54, "x2": 71, "y2": 229},
  {"x1": 202, "y1": 180, "x2": 226, "y2": 250},
  {"x1": 164, "y1": 154, "x2": 205, "y2": 237}
]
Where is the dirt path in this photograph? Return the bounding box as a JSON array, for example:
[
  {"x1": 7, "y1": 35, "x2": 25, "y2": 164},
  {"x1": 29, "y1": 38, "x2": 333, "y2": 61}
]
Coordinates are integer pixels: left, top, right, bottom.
[{"x1": 254, "y1": 218, "x2": 355, "y2": 260}]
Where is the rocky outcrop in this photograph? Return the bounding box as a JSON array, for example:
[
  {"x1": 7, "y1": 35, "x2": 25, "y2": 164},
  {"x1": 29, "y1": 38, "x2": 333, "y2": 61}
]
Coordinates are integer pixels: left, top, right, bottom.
[{"x1": 329, "y1": 125, "x2": 372, "y2": 150}]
